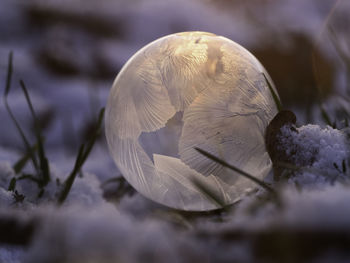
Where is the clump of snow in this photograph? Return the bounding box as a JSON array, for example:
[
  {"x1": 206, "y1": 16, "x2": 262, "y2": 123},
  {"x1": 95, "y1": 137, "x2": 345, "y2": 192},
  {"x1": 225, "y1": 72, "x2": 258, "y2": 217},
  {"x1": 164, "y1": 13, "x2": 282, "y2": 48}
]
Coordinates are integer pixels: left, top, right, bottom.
[{"x1": 278, "y1": 124, "x2": 349, "y2": 186}]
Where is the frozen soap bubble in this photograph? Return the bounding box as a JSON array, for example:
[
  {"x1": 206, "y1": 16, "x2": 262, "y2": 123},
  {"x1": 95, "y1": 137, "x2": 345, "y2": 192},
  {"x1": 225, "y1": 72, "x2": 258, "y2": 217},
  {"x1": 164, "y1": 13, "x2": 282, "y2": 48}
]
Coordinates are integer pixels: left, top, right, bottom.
[{"x1": 105, "y1": 32, "x2": 279, "y2": 211}]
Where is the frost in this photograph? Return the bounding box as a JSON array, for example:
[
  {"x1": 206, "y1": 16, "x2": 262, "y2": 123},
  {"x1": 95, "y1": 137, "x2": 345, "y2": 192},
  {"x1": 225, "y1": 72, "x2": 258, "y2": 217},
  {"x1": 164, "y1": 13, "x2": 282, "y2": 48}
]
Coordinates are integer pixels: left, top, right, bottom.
[{"x1": 106, "y1": 32, "x2": 278, "y2": 211}]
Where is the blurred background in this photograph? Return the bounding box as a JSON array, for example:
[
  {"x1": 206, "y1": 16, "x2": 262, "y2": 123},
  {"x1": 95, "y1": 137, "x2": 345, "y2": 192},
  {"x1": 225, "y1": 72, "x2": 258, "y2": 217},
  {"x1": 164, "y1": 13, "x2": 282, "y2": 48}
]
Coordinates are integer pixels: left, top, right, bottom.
[{"x1": 0, "y1": 0, "x2": 349, "y2": 180}]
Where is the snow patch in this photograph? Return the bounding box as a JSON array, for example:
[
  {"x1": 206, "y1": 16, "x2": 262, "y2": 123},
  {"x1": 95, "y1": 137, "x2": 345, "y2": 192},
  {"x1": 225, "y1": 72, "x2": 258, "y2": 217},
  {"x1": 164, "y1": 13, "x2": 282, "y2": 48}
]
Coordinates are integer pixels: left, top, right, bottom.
[{"x1": 278, "y1": 124, "x2": 349, "y2": 186}]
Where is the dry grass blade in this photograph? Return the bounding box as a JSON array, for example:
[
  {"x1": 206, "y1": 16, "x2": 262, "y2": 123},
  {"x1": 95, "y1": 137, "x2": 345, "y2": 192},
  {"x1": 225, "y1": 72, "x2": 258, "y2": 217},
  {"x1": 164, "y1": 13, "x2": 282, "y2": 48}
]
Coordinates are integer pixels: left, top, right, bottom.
[{"x1": 20, "y1": 80, "x2": 50, "y2": 185}]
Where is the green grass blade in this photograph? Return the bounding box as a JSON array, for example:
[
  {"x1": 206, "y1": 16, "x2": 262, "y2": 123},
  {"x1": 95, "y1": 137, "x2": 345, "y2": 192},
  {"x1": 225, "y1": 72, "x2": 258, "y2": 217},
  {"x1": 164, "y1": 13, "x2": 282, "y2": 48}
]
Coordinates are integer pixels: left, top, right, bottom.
[
  {"x1": 80, "y1": 108, "x2": 105, "y2": 164},
  {"x1": 8, "y1": 178, "x2": 17, "y2": 191},
  {"x1": 3, "y1": 52, "x2": 39, "y2": 171},
  {"x1": 263, "y1": 73, "x2": 282, "y2": 112},
  {"x1": 20, "y1": 80, "x2": 50, "y2": 185},
  {"x1": 195, "y1": 147, "x2": 276, "y2": 195},
  {"x1": 13, "y1": 155, "x2": 30, "y2": 174},
  {"x1": 4, "y1": 52, "x2": 13, "y2": 97},
  {"x1": 13, "y1": 143, "x2": 38, "y2": 174},
  {"x1": 19, "y1": 80, "x2": 38, "y2": 119},
  {"x1": 57, "y1": 107, "x2": 105, "y2": 205},
  {"x1": 57, "y1": 144, "x2": 85, "y2": 205}
]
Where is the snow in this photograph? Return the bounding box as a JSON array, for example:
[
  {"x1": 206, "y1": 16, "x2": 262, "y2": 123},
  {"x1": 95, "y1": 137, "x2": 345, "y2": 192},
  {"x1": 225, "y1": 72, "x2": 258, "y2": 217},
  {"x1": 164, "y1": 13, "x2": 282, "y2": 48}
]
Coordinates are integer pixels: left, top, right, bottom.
[
  {"x1": 62, "y1": 172, "x2": 106, "y2": 207},
  {"x1": 0, "y1": 161, "x2": 107, "y2": 207},
  {"x1": 0, "y1": 122, "x2": 349, "y2": 262},
  {"x1": 278, "y1": 124, "x2": 349, "y2": 186},
  {"x1": 1, "y1": 118, "x2": 349, "y2": 262}
]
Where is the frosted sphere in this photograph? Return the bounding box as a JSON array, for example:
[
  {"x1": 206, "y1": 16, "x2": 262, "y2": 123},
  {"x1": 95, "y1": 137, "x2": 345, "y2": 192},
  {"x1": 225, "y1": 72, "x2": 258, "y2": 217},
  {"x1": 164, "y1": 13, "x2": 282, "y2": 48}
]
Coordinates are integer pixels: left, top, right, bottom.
[{"x1": 106, "y1": 32, "x2": 279, "y2": 211}]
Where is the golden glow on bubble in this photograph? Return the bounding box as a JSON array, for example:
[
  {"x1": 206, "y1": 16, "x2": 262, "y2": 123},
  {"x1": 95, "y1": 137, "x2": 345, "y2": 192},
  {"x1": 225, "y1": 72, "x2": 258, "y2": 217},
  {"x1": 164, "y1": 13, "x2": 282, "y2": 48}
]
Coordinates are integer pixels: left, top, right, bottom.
[{"x1": 105, "y1": 31, "x2": 279, "y2": 211}]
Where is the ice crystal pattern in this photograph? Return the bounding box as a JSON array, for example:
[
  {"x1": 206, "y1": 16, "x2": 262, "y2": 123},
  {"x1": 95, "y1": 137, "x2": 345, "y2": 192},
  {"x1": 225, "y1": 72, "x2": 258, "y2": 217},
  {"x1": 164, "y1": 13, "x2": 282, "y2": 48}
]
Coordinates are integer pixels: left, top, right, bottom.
[{"x1": 106, "y1": 32, "x2": 278, "y2": 211}]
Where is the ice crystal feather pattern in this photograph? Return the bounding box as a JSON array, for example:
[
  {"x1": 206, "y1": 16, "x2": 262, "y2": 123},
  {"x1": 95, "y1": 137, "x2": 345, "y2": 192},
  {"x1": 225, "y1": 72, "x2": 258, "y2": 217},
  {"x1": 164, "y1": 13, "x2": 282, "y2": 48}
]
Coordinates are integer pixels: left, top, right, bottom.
[{"x1": 106, "y1": 32, "x2": 279, "y2": 211}]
